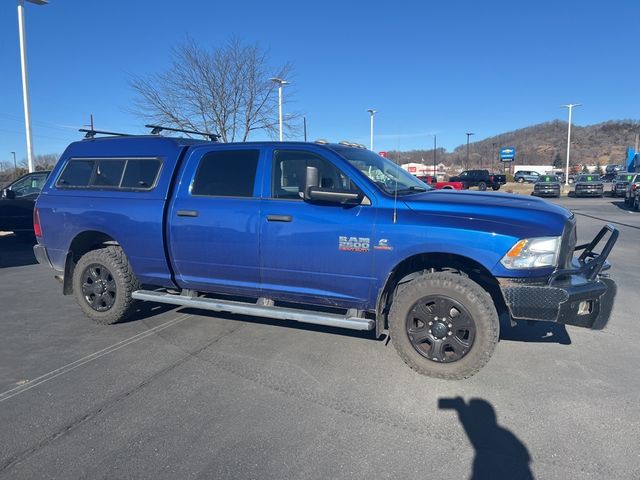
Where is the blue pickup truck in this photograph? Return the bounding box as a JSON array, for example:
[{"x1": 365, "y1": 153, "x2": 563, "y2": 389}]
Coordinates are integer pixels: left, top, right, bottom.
[{"x1": 33, "y1": 133, "x2": 618, "y2": 379}]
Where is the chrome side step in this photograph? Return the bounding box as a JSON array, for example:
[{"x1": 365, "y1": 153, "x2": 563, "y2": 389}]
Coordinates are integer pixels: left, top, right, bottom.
[{"x1": 131, "y1": 290, "x2": 374, "y2": 331}]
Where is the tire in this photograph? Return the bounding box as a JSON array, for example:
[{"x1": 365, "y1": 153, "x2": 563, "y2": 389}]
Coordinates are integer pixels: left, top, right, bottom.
[
  {"x1": 492, "y1": 185, "x2": 500, "y2": 191},
  {"x1": 73, "y1": 246, "x2": 140, "y2": 325},
  {"x1": 634, "y1": 196, "x2": 640, "y2": 211},
  {"x1": 517, "y1": 177, "x2": 524, "y2": 183},
  {"x1": 478, "y1": 182, "x2": 487, "y2": 191},
  {"x1": 388, "y1": 272, "x2": 499, "y2": 379}
]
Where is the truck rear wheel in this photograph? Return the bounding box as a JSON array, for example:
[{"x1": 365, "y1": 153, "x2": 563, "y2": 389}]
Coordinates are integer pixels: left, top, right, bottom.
[
  {"x1": 73, "y1": 246, "x2": 139, "y2": 325},
  {"x1": 389, "y1": 272, "x2": 499, "y2": 379},
  {"x1": 478, "y1": 182, "x2": 487, "y2": 191}
]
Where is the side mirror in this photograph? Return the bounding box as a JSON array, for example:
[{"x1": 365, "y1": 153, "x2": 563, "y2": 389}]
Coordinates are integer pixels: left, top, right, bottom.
[
  {"x1": 303, "y1": 166, "x2": 319, "y2": 200},
  {"x1": 303, "y1": 165, "x2": 362, "y2": 205},
  {"x1": 2, "y1": 188, "x2": 16, "y2": 200}
]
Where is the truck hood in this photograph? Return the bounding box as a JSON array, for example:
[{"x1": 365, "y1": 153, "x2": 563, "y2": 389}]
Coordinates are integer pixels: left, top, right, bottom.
[{"x1": 402, "y1": 190, "x2": 572, "y2": 238}]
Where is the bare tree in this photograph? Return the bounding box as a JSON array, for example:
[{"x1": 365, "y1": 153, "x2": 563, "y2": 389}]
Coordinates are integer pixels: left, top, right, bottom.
[
  {"x1": 130, "y1": 38, "x2": 296, "y2": 142},
  {"x1": 17, "y1": 153, "x2": 59, "y2": 171}
]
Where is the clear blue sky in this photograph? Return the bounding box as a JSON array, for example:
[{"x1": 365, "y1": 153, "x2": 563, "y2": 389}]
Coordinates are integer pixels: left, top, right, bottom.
[{"x1": 1, "y1": 0, "x2": 639, "y2": 164}]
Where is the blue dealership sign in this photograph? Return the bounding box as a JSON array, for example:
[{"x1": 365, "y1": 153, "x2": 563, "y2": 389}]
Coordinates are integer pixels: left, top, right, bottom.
[{"x1": 500, "y1": 147, "x2": 516, "y2": 162}]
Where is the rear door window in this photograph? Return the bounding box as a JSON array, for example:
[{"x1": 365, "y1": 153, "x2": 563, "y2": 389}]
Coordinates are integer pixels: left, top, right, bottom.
[{"x1": 191, "y1": 150, "x2": 259, "y2": 197}]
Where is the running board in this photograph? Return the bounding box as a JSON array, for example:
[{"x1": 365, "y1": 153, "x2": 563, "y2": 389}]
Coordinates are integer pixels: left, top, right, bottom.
[{"x1": 131, "y1": 290, "x2": 374, "y2": 331}]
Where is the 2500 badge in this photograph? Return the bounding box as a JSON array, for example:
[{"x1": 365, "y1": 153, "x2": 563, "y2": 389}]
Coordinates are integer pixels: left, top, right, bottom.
[{"x1": 338, "y1": 236, "x2": 370, "y2": 252}]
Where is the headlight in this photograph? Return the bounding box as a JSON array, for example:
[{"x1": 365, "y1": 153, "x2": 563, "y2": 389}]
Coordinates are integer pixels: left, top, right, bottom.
[{"x1": 500, "y1": 236, "x2": 561, "y2": 269}]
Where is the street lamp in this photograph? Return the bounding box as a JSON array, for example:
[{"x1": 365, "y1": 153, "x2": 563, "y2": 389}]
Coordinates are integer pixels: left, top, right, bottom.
[
  {"x1": 561, "y1": 103, "x2": 581, "y2": 186},
  {"x1": 367, "y1": 109, "x2": 376, "y2": 150},
  {"x1": 270, "y1": 77, "x2": 290, "y2": 141},
  {"x1": 466, "y1": 132, "x2": 474, "y2": 169},
  {"x1": 17, "y1": 0, "x2": 48, "y2": 173}
]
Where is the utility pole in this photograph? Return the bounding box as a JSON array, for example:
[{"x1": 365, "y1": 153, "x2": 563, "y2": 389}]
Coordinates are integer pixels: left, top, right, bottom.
[
  {"x1": 303, "y1": 116, "x2": 307, "y2": 142},
  {"x1": 466, "y1": 132, "x2": 474, "y2": 169},
  {"x1": 561, "y1": 103, "x2": 581, "y2": 186},
  {"x1": 432, "y1": 135, "x2": 437, "y2": 179},
  {"x1": 11, "y1": 151, "x2": 17, "y2": 179},
  {"x1": 491, "y1": 142, "x2": 497, "y2": 172}
]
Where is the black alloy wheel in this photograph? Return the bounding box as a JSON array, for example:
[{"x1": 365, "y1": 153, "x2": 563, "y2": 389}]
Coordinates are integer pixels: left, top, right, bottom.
[
  {"x1": 406, "y1": 295, "x2": 475, "y2": 363},
  {"x1": 388, "y1": 272, "x2": 499, "y2": 379},
  {"x1": 81, "y1": 263, "x2": 117, "y2": 312}
]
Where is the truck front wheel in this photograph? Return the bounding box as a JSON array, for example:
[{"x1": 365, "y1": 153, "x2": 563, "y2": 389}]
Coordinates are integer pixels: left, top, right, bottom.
[
  {"x1": 73, "y1": 246, "x2": 139, "y2": 325},
  {"x1": 389, "y1": 272, "x2": 499, "y2": 379}
]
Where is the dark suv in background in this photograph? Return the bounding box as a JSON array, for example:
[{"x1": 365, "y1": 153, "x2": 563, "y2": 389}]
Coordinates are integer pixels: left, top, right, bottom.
[
  {"x1": 514, "y1": 170, "x2": 540, "y2": 183},
  {"x1": 0, "y1": 171, "x2": 50, "y2": 239}
]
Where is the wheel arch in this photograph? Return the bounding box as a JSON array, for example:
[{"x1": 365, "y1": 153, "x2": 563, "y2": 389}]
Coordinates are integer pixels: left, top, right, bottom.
[
  {"x1": 375, "y1": 252, "x2": 507, "y2": 337},
  {"x1": 63, "y1": 230, "x2": 119, "y2": 295}
]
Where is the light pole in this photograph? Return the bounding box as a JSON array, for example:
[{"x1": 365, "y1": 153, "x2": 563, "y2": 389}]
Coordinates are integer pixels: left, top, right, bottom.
[
  {"x1": 561, "y1": 103, "x2": 581, "y2": 186},
  {"x1": 270, "y1": 77, "x2": 289, "y2": 141},
  {"x1": 466, "y1": 132, "x2": 474, "y2": 169},
  {"x1": 491, "y1": 142, "x2": 497, "y2": 172},
  {"x1": 11, "y1": 152, "x2": 17, "y2": 179},
  {"x1": 17, "y1": 0, "x2": 47, "y2": 173},
  {"x1": 432, "y1": 135, "x2": 437, "y2": 179},
  {"x1": 367, "y1": 109, "x2": 376, "y2": 150}
]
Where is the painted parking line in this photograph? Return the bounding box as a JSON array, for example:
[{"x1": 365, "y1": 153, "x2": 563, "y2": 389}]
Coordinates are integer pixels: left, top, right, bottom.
[{"x1": 0, "y1": 313, "x2": 193, "y2": 403}]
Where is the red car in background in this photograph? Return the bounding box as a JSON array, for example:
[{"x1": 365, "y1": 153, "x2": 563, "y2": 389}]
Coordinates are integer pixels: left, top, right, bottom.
[{"x1": 416, "y1": 175, "x2": 464, "y2": 190}]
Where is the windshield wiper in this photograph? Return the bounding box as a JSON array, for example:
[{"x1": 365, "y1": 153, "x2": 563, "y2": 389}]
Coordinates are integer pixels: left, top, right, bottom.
[{"x1": 393, "y1": 186, "x2": 428, "y2": 194}]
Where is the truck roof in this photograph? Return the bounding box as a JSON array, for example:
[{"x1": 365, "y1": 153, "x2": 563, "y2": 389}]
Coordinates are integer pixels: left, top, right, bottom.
[{"x1": 68, "y1": 135, "x2": 360, "y2": 151}]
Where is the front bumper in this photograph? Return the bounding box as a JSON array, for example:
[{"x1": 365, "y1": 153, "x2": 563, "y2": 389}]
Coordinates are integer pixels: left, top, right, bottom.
[
  {"x1": 575, "y1": 186, "x2": 603, "y2": 196},
  {"x1": 498, "y1": 225, "x2": 618, "y2": 330},
  {"x1": 533, "y1": 186, "x2": 561, "y2": 197}
]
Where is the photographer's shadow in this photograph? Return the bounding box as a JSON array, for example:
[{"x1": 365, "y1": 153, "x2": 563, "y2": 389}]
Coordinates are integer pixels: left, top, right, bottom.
[{"x1": 439, "y1": 397, "x2": 534, "y2": 480}]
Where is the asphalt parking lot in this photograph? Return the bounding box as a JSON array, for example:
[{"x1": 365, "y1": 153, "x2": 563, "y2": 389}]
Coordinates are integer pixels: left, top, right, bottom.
[{"x1": 0, "y1": 196, "x2": 639, "y2": 479}]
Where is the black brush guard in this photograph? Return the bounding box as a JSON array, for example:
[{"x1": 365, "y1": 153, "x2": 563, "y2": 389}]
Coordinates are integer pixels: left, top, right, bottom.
[{"x1": 499, "y1": 225, "x2": 619, "y2": 330}]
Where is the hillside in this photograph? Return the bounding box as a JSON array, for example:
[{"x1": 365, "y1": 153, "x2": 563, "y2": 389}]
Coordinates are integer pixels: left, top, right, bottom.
[{"x1": 391, "y1": 120, "x2": 640, "y2": 170}]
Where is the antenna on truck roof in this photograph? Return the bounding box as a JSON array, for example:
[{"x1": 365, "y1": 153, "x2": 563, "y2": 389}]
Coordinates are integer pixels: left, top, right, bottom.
[
  {"x1": 79, "y1": 128, "x2": 132, "y2": 139},
  {"x1": 146, "y1": 124, "x2": 220, "y2": 142}
]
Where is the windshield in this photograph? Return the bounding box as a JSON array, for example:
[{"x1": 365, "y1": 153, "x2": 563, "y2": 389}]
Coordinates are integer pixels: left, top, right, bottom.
[
  {"x1": 577, "y1": 174, "x2": 600, "y2": 182},
  {"x1": 537, "y1": 175, "x2": 559, "y2": 182},
  {"x1": 333, "y1": 147, "x2": 432, "y2": 195},
  {"x1": 616, "y1": 174, "x2": 633, "y2": 181}
]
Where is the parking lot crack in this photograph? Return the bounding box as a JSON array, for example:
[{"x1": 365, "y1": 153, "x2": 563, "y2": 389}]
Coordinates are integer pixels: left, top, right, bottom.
[{"x1": 0, "y1": 323, "x2": 245, "y2": 477}]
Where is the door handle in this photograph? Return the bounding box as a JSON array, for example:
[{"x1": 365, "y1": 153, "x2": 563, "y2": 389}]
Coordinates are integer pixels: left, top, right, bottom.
[
  {"x1": 266, "y1": 214, "x2": 292, "y2": 222},
  {"x1": 177, "y1": 210, "x2": 199, "y2": 217}
]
